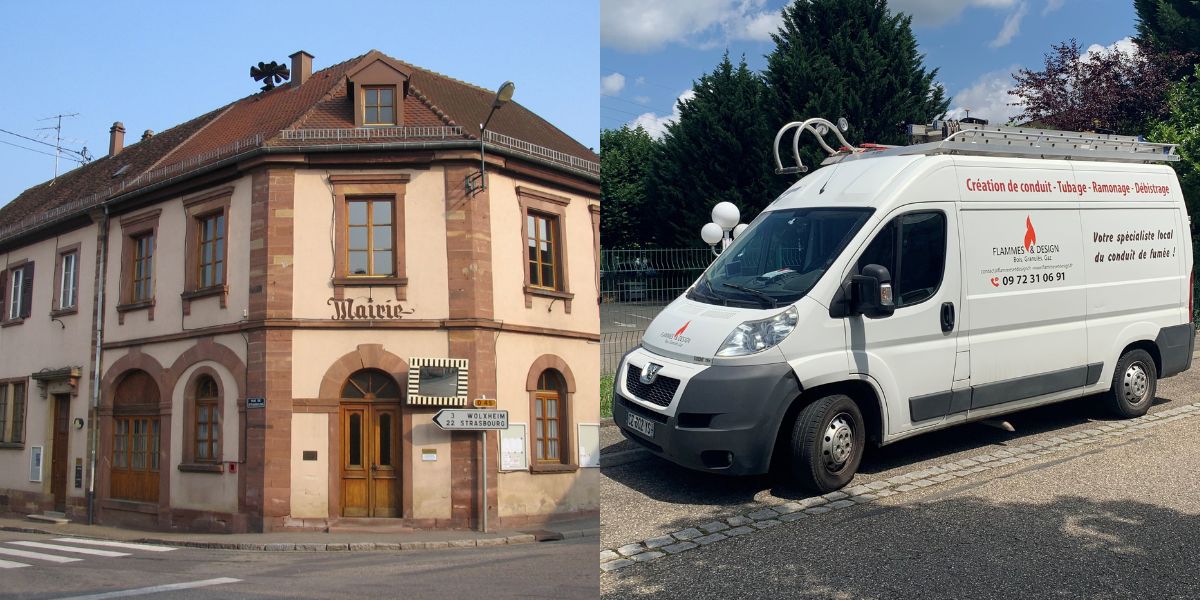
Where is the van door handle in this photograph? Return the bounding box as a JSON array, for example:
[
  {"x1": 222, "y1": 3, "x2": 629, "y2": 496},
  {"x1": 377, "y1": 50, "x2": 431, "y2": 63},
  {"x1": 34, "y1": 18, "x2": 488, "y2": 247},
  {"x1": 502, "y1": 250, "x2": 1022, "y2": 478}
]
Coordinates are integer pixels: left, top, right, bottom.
[{"x1": 940, "y1": 302, "x2": 955, "y2": 332}]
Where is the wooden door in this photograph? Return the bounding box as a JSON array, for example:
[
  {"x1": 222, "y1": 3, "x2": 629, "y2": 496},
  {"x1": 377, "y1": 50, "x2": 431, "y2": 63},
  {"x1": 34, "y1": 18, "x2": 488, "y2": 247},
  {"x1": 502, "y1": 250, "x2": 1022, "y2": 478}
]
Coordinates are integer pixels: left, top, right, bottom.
[
  {"x1": 341, "y1": 404, "x2": 400, "y2": 517},
  {"x1": 110, "y1": 416, "x2": 160, "y2": 502},
  {"x1": 50, "y1": 395, "x2": 69, "y2": 512}
]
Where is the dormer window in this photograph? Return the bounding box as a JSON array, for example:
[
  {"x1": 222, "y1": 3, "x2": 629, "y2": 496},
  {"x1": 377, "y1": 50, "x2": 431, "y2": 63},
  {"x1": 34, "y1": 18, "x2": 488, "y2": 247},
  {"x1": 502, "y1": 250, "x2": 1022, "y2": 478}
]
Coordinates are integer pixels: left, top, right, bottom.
[
  {"x1": 346, "y1": 54, "x2": 411, "y2": 128},
  {"x1": 363, "y1": 86, "x2": 396, "y2": 126}
]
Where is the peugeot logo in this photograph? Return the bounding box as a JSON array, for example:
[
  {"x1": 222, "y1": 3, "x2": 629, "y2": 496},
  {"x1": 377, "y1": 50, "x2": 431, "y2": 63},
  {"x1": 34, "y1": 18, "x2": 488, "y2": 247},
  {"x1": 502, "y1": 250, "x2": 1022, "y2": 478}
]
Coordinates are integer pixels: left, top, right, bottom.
[{"x1": 640, "y1": 363, "x2": 663, "y2": 385}]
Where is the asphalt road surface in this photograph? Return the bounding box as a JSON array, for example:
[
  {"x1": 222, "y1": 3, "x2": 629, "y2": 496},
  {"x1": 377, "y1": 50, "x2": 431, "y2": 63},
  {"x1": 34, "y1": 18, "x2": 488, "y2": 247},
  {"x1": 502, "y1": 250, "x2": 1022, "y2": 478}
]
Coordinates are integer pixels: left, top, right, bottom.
[
  {"x1": 601, "y1": 362, "x2": 1200, "y2": 599},
  {"x1": 0, "y1": 533, "x2": 596, "y2": 599},
  {"x1": 601, "y1": 301, "x2": 667, "y2": 334}
]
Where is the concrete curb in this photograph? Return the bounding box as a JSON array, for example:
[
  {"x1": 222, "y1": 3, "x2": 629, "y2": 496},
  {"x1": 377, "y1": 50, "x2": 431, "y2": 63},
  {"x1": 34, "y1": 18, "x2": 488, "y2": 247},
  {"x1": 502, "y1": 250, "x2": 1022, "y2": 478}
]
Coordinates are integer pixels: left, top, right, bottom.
[
  {"x1": 0, "y1": 524, "x2": 542, "y2": 552},
  {"x1": 600, "y1": 401, "x2": 1200, "y2": 573}
]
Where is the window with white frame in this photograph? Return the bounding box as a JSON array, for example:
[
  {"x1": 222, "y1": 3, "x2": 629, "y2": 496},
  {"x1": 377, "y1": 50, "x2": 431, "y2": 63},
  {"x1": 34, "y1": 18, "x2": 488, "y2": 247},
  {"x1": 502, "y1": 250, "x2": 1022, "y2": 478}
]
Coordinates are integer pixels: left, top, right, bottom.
[
  {"x1": 59, "y1": 251, "x2": 78, "y2": 309},
  {"x1": 8, "y1": 266, "x2": 24, "y2": 320}
]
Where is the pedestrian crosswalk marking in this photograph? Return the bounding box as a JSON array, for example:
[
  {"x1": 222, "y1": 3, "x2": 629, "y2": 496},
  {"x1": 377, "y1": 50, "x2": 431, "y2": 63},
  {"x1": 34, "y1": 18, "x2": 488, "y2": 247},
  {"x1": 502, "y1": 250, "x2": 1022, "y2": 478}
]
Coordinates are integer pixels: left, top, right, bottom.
[
  {"x1": 50, "y1": 538, "x2": 176, "y2": 552},
  {"x1": 0, "y1": 546, "x2": 81, "y2": 563},
  {"x1": 8, "y1": 541, "x2": 129, "y2": 557},
  {"x1": 0, "y1": 537, "x2": 180, "y2": 570}
]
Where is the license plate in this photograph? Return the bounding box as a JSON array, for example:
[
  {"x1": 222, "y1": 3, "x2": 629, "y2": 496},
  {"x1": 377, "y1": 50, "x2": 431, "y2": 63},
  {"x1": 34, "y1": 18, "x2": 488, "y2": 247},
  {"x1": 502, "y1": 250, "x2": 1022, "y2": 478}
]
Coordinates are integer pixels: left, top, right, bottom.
[{"x1": 626, "y1": 412, "x2": 655, "y2": 438}]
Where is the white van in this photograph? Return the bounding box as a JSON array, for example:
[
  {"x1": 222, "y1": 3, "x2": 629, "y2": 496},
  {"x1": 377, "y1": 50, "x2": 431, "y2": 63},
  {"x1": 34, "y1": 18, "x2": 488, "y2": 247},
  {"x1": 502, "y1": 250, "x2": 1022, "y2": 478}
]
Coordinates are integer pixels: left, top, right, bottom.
[{"x1": 614, "y1": 118, "x2": 1195, "y2": 492}]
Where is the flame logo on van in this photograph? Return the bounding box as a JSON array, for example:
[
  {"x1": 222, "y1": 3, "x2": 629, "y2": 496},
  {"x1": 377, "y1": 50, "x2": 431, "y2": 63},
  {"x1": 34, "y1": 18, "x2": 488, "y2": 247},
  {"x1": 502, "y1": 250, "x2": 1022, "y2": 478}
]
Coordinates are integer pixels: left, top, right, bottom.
[
  {"x1": 659, "y1": 320, "x2": 693, "y2": 347},
  {"x1": 674, "y1": 321, "x2": 692, "y2": 338},
  {"x1": 1023, "y1": 216, "x2": 1037, "y2": 251}
]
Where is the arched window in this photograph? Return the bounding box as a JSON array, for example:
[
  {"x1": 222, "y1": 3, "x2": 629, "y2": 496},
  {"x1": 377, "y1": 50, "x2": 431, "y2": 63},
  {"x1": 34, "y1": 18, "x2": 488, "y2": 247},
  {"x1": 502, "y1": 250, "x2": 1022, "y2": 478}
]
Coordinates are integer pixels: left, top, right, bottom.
[
  {"x1": 342, "y1": 369, "x2": 400, "y2": 399},
  {"x1": 194, "y1": 375, "x2": 219, "y2": 463},
  {"x1": 111, "y1": 370, "x2": 160, "y2": 502},
  {"x1": 533, "y1": 370, "x2": 568, "y2": 465}
]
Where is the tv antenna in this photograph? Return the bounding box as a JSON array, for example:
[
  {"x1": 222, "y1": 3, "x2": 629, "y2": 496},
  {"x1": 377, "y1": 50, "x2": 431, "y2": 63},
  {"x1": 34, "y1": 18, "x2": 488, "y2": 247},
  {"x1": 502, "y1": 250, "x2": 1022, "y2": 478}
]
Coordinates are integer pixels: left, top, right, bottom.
[{"x1": 36, "y1": 113, "x2": 89, "y2": 181}]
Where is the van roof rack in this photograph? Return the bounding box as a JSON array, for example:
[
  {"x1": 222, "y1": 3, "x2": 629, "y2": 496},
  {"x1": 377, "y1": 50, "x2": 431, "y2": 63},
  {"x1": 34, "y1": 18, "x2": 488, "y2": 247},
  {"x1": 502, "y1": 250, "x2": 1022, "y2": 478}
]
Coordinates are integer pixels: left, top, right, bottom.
[
  {"x1": 774, "y1": 118, "x2": 1179, "y2": 175},
  {"x1": 899, "y1": 121, "x2": 1179, "y2": 163}
]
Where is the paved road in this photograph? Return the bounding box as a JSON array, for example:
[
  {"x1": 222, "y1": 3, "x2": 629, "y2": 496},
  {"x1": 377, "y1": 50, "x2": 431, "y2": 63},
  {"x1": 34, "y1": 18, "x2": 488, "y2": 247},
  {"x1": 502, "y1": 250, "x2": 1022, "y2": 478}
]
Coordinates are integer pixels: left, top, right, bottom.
[
  {"x1": 601, "y1": 301, "x2": 667, "y2": 334},
  {"x1": 601, "y1": 363, "x2": 1200, "y2": 599},
  {"x1": 0, "y1": 533, "x2": 596, "y2": 599}
]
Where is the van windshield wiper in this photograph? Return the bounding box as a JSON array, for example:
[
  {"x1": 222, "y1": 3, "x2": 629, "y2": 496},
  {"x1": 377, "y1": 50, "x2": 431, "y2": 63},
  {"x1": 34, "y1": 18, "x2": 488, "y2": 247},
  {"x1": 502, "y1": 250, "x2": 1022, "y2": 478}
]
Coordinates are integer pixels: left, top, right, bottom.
[
  {"x1": 721, "y1": 283, "x2": 778, "y2": 308},
  {"x1": 690, "y1": 278, "x2": 728, "y2": 305}
]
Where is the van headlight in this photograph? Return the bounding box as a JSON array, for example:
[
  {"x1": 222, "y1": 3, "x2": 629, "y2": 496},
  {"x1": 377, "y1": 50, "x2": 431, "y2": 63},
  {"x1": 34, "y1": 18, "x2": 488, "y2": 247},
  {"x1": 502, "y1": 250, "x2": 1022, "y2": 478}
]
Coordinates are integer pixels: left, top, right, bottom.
[{"x1": 716, "y1": 306, "x2": 799, "y2": 357}]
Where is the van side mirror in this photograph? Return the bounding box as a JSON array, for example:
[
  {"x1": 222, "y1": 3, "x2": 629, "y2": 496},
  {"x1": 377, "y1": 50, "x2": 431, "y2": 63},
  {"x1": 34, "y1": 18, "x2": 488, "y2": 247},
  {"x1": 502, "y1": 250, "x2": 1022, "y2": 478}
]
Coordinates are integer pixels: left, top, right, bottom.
[{"x1": 850, "y1": 264, "x2": 895, "y2": 318}]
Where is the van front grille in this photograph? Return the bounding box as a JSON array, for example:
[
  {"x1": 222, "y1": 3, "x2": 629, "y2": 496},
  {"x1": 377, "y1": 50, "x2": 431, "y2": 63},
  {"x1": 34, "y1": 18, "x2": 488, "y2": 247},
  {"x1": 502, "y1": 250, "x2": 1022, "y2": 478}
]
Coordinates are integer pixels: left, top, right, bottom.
[{"x1": 625, "y1": 364, "x2": 680, "y2": 408}]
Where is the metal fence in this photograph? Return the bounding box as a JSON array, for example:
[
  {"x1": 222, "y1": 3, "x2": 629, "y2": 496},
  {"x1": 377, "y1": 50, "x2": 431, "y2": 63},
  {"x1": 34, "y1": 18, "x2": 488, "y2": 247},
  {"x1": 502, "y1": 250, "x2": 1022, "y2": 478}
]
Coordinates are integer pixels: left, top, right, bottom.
[
  {"x1": 600, "y1": 248, "x2": 712, "y2": 304},
  {"x1": 600, "y1": 248, "x2": 713, "y2": 375}
]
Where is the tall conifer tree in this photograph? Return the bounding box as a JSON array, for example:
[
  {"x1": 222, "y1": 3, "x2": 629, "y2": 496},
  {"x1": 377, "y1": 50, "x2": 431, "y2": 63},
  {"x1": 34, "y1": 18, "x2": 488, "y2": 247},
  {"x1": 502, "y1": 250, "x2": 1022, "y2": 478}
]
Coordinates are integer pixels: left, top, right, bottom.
[
  {"x1": 647, "y1": 53, "x2": 780, "y2": 247},
  {"x1": 600, "y1": 125, "x2": 658, "y2": 249},
  {"x1": 764, "y1": 0, "x2": 948, "y2": 175}
]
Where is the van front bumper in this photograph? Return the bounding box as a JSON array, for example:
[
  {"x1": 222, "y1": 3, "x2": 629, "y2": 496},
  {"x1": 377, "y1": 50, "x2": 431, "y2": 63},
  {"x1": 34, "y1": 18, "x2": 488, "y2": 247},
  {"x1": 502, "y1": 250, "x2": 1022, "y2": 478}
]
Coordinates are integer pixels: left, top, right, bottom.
[{"x1": 613, "y1": 349, "x2": 801, "y2": 475}]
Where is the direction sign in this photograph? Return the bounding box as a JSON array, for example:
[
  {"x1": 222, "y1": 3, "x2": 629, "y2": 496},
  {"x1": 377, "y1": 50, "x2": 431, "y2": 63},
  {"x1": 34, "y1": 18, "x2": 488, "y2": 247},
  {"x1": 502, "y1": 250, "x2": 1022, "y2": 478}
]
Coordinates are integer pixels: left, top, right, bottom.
[
  {"x1": 433, "y1": 409, "x2": 508, "y2": 430},
  {"x1": 473, "y1": 397, "x2": 497, "y2": 409}
]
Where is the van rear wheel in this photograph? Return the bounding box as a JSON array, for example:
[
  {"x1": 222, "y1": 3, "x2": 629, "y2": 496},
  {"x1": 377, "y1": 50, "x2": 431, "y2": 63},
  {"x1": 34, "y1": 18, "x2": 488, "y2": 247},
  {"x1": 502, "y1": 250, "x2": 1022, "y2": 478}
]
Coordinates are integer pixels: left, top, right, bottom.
[
  {"x1": 789, "y1": 394, "x2": 864, "y2": 493},
  {"x1": 1106, "y1": 349, "x2": 1157, "y2": 418}
]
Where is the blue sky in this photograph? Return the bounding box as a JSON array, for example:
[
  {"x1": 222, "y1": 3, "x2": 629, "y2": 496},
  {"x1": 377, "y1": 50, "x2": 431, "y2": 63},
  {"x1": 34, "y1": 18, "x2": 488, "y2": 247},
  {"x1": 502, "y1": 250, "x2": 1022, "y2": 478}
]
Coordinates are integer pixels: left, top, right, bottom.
[
  {"x1": 601, "y1": 0, "x2": 1138, "y2": 136},
  {"x1": 0, "y1": 0, "x2": 598, "y2": 205}
]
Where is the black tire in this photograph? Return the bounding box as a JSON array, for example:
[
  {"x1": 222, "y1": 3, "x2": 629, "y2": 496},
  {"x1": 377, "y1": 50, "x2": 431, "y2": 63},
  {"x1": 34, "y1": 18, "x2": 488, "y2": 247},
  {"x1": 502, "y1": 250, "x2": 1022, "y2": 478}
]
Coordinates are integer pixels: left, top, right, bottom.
[
  {"x1": 789, "y1": 394, "x2": 865, "y2": 493},
  {"x1": 1106, "y1": 349, "x2": 1157, "y2": 418}
]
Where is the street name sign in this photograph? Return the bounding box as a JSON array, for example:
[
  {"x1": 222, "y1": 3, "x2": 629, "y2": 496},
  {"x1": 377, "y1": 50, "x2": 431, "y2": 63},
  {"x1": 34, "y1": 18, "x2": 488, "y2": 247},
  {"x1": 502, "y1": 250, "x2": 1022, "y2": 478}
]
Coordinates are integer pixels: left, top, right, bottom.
[
  {"x1": 246, "y1": 397, "x2": 266, "y2": 409},
  {"x1": 433, "y1": 409, "x2": 508, "y2": 430}
]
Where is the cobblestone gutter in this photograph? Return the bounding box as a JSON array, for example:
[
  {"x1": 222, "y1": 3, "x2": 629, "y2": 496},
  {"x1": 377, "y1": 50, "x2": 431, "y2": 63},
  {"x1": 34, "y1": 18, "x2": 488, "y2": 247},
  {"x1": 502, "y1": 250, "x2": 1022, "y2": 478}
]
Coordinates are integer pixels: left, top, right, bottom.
[{"x1": 601, "y1": 401, "x2": 1200, "y2": 572}]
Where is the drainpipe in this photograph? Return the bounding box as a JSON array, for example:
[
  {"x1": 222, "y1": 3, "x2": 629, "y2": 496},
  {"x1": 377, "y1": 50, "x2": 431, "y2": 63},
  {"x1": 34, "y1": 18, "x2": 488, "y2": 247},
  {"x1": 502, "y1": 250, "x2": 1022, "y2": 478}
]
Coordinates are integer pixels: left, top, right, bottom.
[{"x1": 87, "y1": 204, "x2": 109, "y2": 525}]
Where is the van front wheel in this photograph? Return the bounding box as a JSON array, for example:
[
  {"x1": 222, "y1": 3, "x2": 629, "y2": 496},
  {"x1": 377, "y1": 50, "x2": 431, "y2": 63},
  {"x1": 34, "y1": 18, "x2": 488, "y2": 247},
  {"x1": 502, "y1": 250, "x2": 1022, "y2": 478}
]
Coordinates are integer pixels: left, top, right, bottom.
[
  {"x1": 789, "y1": 394, "x2": 865, "y2": 493},
  {"x1": 1106, "y1": 349, "x2": 1157, "y2": 418}
]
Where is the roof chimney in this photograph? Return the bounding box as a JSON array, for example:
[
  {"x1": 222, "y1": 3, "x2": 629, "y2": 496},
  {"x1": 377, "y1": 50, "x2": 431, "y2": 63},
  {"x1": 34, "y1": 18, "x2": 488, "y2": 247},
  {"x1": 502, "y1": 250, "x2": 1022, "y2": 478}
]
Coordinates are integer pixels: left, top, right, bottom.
[
  {"x1": 109, "y1": 122, "x2": 126, "y2": 157},
  {"x1": 290, "y1": 50, "x2": 313, "y2": 86}
]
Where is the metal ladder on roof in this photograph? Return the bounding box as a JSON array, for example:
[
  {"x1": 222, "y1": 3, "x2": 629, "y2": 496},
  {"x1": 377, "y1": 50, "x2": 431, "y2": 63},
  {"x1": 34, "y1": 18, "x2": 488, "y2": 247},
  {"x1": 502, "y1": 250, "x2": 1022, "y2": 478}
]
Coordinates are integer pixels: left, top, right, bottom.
[
  {"x1": 774, "y1": 118, "x2": 1180, "y2": 176},
  {"x1": 908, "y1": 122, "x2": 1179, "y2": 163}
]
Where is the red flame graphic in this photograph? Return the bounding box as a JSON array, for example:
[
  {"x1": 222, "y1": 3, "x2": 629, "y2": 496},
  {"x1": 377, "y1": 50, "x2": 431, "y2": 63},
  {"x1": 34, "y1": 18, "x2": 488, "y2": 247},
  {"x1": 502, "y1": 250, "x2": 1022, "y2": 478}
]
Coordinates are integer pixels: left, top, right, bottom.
[
  {"x1": 674, "y1": 321, "x2": 692, "y2": 338},
  {"x1": 1024, "y1": 216, "x2": 1036, "y2": 251}
]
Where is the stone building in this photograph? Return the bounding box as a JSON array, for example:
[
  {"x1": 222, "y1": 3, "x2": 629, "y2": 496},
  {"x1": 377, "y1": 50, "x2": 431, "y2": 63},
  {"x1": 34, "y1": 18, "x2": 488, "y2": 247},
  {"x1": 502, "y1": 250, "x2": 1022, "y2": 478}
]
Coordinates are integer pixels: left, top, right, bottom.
[{"x1": 0, "y1": 50, "x2": 600, "y2": 532}]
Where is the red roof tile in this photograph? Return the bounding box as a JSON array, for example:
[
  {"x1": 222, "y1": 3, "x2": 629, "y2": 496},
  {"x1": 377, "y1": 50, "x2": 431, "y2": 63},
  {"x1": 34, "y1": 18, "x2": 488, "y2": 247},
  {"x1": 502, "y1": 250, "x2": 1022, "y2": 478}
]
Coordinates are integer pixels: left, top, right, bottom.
[{"x1": 1, "y1": 50, "x2": 596, "y2": 246}]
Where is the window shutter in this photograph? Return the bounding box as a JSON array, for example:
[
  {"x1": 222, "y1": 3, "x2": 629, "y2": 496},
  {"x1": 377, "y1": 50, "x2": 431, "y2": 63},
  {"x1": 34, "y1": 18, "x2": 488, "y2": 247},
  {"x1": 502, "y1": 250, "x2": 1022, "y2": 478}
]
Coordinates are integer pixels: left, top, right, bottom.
[
  {"x1": 0, "y1": 269, "x2": 6, "y2": 312},
  {"x1": 20, "y1": 262, "x2": 33, "y2": 319}
]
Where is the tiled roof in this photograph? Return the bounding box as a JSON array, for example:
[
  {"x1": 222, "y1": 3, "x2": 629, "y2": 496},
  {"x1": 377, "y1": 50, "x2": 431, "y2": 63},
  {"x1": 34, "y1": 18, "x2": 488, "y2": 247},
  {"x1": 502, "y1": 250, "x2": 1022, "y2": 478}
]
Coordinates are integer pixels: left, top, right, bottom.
[
  {"x1": 0, "y1": 106, "x2": 226, "y2": 238},
  {"x1": 0, "y1": 49, "x2": 596, "y2": 246},
  {"x1": 162, "y1": 53, "x2": 368, "y2": 164},
  {"x1": 403, "y1": 61, "x2": 599, "y2": 162}
]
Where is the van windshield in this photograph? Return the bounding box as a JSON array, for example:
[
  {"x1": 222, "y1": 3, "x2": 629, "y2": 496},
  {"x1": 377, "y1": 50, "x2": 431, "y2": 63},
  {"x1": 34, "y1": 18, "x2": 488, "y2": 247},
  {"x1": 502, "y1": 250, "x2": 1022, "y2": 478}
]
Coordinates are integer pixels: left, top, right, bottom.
[{"x1": 689, "y1": 207, "x2": 874, "y2": 308}]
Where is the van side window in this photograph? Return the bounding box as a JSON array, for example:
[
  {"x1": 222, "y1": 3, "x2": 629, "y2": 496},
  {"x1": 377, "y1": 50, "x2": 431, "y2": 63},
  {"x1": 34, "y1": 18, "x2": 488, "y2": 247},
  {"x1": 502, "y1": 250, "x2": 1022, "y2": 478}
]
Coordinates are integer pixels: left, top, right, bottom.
[{"x1": 857, "y1": 211, "x2": 946, "y2": 308}]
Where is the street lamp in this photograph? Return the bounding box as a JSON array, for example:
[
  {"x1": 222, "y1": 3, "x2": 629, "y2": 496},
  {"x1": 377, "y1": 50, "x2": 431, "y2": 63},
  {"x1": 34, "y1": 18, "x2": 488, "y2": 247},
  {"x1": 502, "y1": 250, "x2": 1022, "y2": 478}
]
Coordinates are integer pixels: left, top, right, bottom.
[
  {"x1": 702, "y1": 201, "x2": 745, "y2": 255},
  {"x1": 467, "y1": 80, "x2": 516, "y2": 194}
]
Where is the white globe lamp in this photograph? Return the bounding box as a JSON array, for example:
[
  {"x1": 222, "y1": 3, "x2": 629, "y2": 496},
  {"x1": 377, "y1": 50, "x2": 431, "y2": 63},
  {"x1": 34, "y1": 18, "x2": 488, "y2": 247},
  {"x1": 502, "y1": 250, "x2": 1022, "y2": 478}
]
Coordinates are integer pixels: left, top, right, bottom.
[
  {"x1": 701, "y1": 222, "x2": 724, "y2": 246},
  {"x1": 732, "y1": 223, "x2": 749, "y2": 239},
  {"x1": 711, "y1": 202, "x2": 740, "y2": 230}
]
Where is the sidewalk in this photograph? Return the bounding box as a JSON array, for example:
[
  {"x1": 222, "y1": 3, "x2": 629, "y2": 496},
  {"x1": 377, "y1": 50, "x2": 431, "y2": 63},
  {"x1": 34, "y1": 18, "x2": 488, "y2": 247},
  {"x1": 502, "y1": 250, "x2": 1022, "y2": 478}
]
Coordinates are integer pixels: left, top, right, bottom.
[
  {"x1": 0, "y1": 515, "x2": 598, "y2": 552},
  {"x1": 604, "y1": 401, "x2": 1200, "y2": 598}
]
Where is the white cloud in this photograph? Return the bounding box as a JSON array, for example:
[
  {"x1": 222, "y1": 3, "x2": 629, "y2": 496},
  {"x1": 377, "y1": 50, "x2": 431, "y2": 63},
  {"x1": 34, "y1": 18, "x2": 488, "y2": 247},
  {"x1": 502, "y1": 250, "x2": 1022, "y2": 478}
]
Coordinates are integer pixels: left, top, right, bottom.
[
  {"x1": 1042, "y1": 0, "x2": 1065, "y2": 15},
  {"x1": 889, "y1": 0, "x2": 1018, "y2": 27},
  {"x1": 601, "y1": 0, "x2": 782, "y2": 53},
  {"x1": 944, "y1": 66, "x2": 1024, "y2": 125},
  {"x1": 601, "y1": 72, "x2": 627, "y2": 96},
  {"x1": 1084, "y1": 36, "x2": 1137, "y2": 59},
  {"x1": 989, "y1": 1, "x2": 1028, "y2": 48},
  {"x1": 629, "y1": 90, "x2": 696, "y2": 138},
  {"x1": 633, "y1": 95, "x2": 651, "y2": 104},
  {"x1": 634, "y1": 76, "x2": 646, "y2": 85}
]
